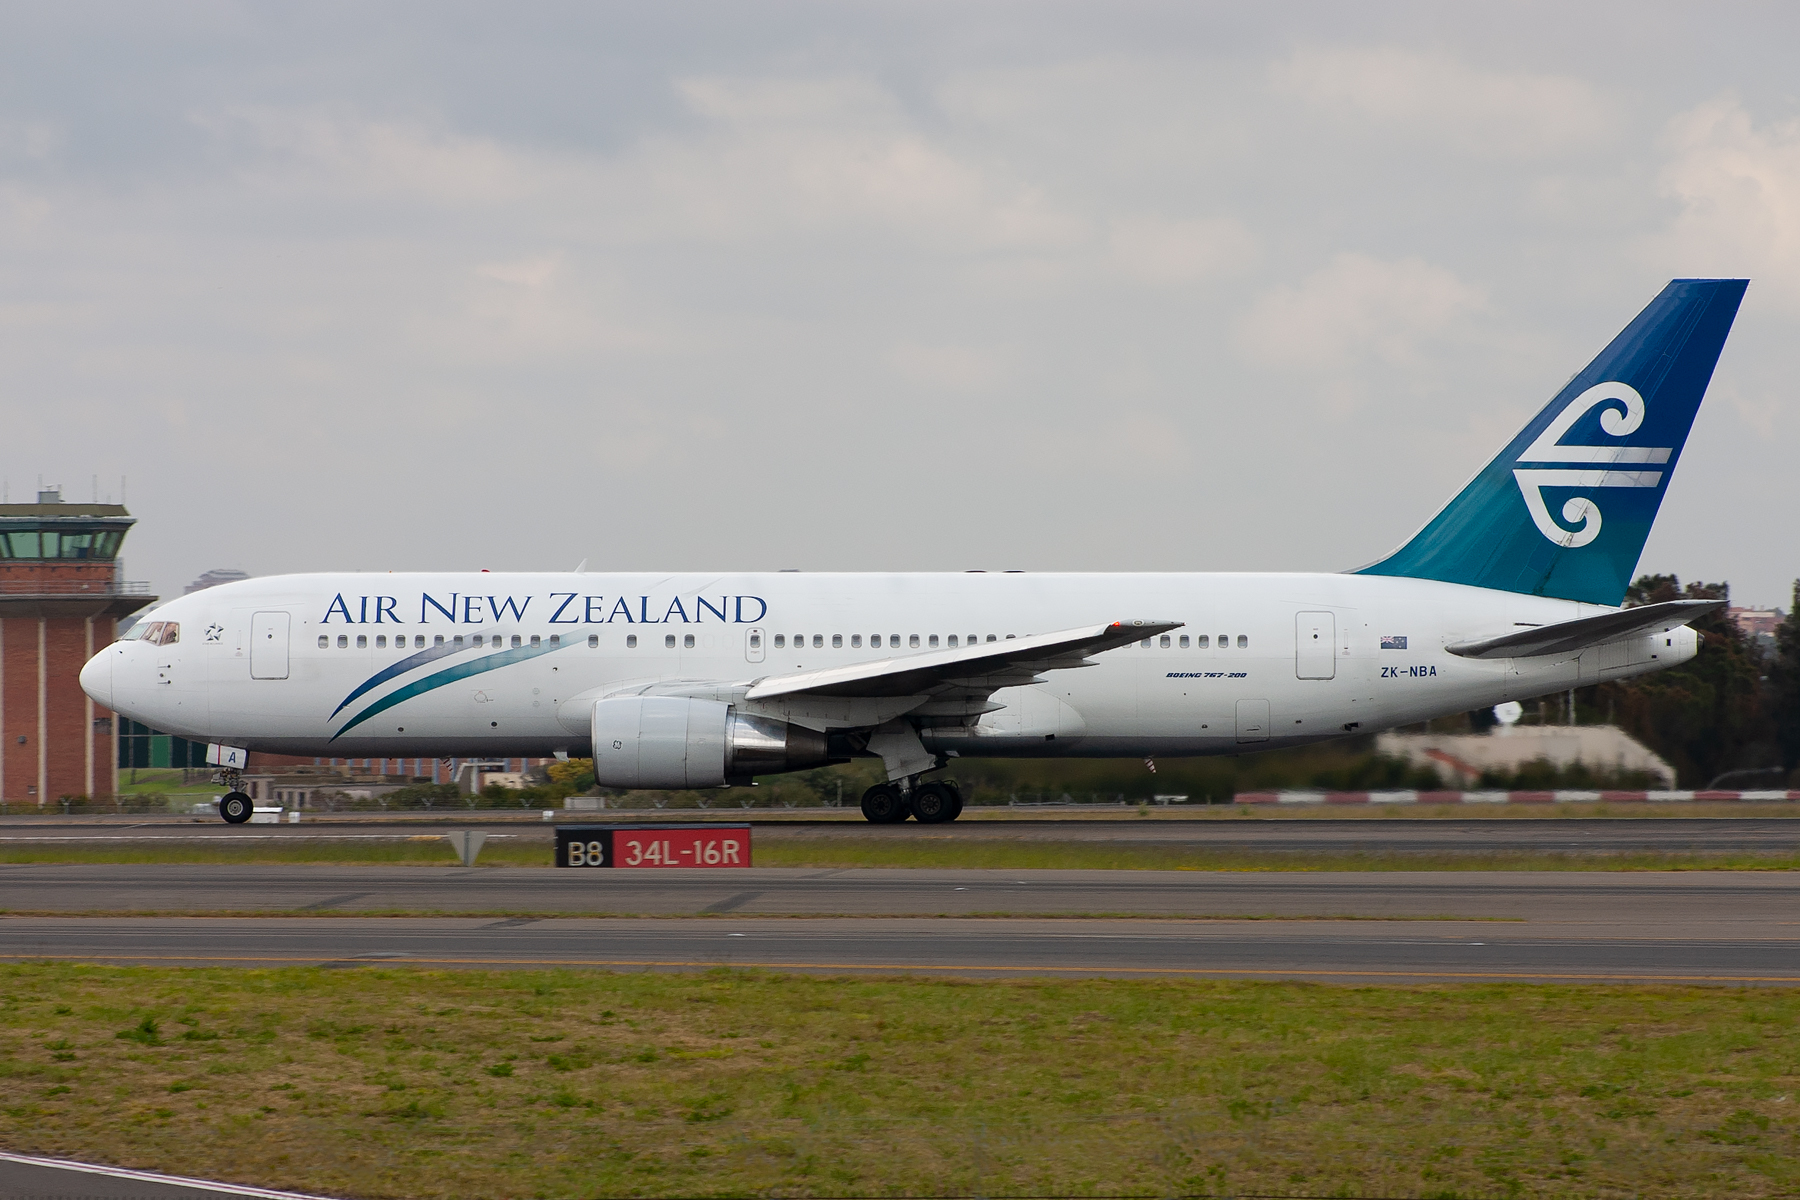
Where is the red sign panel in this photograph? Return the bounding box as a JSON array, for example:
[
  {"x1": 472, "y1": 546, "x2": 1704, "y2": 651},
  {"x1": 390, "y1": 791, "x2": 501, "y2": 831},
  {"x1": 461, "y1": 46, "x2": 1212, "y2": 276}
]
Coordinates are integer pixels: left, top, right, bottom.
[{"x1": 555, "y1": 824, "x2": 751, "y2": 869}]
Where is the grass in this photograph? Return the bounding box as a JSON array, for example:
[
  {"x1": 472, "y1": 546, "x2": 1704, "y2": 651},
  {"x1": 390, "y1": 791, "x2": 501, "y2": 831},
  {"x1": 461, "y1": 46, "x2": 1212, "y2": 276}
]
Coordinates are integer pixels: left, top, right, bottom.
[
  {"x1": 0, "y1": 840, "x2": 548, "y2": 867},
  {"x1": 754, "y1": 838, "x2": 1800, "y2": 873},
  {"x1": 3, "y1": 964, "x2": 1799, "y2": 1198},
  {"x1": 6, "y1": 837, "x2": 1800, "y2": 873}
]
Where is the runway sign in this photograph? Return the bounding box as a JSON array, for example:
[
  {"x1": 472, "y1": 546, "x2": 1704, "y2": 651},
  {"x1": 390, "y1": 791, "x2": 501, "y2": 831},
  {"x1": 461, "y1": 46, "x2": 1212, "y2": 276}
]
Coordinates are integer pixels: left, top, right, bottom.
[{"x1": 555, "y1": 824, "x2": 751, "y2": 869}]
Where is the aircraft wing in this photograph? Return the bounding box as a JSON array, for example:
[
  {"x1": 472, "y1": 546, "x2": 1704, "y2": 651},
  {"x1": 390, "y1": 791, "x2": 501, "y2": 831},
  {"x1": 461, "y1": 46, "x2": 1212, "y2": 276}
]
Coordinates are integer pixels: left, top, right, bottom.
[
  {"x1": 744, "y1": 620, "x2": 1182, "y2": 700},
  {"x1": 1445, "y1": 599, "x2": 1723, "y2": 660}
]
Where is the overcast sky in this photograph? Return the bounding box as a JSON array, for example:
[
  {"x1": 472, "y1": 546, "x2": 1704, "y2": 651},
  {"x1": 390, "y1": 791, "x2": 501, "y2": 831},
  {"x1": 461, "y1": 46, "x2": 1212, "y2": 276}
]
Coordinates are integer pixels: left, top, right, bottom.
[{"x1": 4, "y1": 2, "x2": 1798, "y2": 608}]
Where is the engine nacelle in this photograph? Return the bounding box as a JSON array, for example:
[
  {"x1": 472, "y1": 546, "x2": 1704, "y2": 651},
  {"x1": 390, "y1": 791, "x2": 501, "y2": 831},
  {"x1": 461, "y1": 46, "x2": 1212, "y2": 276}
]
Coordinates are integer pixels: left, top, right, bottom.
[{"x1": 590, "y1": 697, "x2": 832, "y2": 789}]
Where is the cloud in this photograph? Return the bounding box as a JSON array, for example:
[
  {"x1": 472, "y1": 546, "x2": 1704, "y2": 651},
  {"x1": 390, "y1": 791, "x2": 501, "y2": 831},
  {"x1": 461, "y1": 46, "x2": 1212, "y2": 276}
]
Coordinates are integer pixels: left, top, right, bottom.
[
  {"x1": 1238, "y1": 248, "x2": 1490, "y2": 367},
  {"x1": 1653, "y1": 96, "x2": 1800, "y2": 311},
  {"x1": 888, "y1": 341, "x2": 1013, "y2": 393},
  {"x1": 643, "y1": 75, "x2": 1084, "y2": 253},
  {"x1": 1105, "y1": 215, "x2": 1258, "y2": 284},
  {"x1": 1237, "y1": 253, "x2": 1489, "y2": 380},
  {"x1": 1272, "y1": 47, "x2": 1617, "y2": 157},
  {"x1": 196, "y1": 108, "x2": 548, "y2": 207}
]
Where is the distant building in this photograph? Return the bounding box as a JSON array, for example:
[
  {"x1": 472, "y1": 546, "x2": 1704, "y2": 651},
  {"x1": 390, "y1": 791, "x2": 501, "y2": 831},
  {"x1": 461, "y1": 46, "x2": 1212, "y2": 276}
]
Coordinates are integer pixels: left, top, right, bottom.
[
  {"x1": 1378, "y1": 725, "x2": 1677, "y2": 790},
  {"x1": 1728, "y1": 606, "x2": 1783, "y2": 640},
  {"x1": 0, "y1": 489, "x2": 156, "y2": 803},
  {"x1": 185, "y1": 568, "x2": 251, "y2": 594}
]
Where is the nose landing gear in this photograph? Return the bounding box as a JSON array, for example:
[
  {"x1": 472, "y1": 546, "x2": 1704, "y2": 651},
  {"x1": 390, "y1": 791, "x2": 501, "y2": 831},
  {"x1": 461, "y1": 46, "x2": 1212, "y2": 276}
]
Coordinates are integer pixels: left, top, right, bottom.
[{"x1": 213, "y1": 766, "x2": 253, "y2": 824}]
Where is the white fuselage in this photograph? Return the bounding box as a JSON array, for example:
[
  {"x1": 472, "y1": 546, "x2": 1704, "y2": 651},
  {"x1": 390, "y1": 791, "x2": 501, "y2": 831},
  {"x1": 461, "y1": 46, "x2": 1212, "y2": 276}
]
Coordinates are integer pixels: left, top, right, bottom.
[{"x1": 82, "y1": 571, "x2": 1694, "y2": 762}]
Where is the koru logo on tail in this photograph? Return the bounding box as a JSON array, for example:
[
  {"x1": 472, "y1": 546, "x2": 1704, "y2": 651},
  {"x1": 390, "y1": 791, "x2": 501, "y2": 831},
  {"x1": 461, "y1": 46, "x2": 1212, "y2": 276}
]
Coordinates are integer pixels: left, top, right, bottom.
[{"x1": 1513, "y1": 382, "x2": 1670, "y2": 548}]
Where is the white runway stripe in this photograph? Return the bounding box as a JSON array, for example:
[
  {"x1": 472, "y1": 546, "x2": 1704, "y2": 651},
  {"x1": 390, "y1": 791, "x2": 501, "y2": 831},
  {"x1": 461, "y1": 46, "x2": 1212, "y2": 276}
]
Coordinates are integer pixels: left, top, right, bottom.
[{"x1": 0, "y1": 1151, "x2": 338, "y2": 1199}]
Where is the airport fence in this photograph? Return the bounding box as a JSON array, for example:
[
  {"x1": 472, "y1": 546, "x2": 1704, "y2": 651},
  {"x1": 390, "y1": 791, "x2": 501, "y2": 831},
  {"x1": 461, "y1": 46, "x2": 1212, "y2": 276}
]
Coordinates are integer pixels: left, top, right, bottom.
[{"x1": 1236, "y1": 788, "x2": 1800, "y2": 805}]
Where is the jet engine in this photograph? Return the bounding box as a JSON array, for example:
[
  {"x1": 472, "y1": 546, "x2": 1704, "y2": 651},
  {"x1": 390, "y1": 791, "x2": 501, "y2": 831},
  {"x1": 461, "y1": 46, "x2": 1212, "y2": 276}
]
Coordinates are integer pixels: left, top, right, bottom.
[{"x1": 590, "y1": 696, "x2": 832, "y2": 789}]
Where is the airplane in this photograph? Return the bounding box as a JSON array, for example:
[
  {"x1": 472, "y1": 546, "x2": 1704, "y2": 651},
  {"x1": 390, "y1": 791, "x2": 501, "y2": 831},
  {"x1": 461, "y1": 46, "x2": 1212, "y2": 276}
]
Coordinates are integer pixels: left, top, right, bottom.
[{"x1": 82, "y1": 278, "x2": 1746, "y2": 824}]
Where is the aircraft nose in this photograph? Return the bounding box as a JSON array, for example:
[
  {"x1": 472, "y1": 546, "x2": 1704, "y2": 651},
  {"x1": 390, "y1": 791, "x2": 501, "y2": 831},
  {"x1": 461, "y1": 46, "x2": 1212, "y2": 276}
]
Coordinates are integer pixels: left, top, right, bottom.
[{"x1": 79, "y1": 648, "x2": 113, "y2": 708}]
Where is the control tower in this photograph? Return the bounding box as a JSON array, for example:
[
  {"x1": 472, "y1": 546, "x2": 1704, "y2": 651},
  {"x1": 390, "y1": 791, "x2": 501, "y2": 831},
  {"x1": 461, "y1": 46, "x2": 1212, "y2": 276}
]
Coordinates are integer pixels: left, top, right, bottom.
[{"x1": 0, "y1": 489, "x2": 156, "y2": 804}]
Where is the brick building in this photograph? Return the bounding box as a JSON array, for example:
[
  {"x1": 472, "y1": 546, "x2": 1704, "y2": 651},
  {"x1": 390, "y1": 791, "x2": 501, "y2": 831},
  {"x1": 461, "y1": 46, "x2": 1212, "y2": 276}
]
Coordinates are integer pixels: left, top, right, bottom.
[{"x1": 0, "y1": 490, "x2": 155, "y2": 803}]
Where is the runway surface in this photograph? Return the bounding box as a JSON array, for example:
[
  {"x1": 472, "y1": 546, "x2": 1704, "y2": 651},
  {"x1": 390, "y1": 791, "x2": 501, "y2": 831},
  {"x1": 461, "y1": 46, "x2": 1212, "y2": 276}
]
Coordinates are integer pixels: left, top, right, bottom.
[
  {"x1": 3, "y1": 913, "x2": 1797, "y2": 984},
  {"x1": 0, "y1": 1150, "x2": 327, "y2": 1199},
  {"x1": 7, "y1": 862, "x2": 1800, "y2": 918},
  {"x1": 6, "y1": 816, "x2": 1800, "y2": 853},
  {"x1": 4, "y1": 864, "x2": 1799, "y2": 982}
]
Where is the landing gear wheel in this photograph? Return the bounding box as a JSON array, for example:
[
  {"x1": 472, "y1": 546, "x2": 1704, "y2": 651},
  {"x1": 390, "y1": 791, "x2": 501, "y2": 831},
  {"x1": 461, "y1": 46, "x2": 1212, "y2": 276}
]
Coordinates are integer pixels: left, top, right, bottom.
[
  {"x1": 945, "y1": 781, "x2": 964, "y2": 822},
  {"x1": 860, "y1": 784, "x2": 909, "y2": 824},
  {"x1": 911, "y1": 782, "x2": 958, "y2": 824},
  {"x1": 220, "y1": 792, "x2": 253, "y2": 824}
]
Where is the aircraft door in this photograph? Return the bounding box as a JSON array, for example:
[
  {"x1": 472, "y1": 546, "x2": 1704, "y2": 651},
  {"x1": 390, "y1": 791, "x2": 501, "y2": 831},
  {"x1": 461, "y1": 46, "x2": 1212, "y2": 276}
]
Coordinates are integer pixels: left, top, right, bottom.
[
  {"x1": 250, "y1": 611, "x2": 290, "y2": 680},
  {"x1": 745, "y1": 628, "x2": 765, "y2": 664},
  {"x1": 1235, "y1": 698, "x2": 1269, "y2": 743},
  {"x1": 1295, "y1": 611, "x2": 1336, "y2": 679}
]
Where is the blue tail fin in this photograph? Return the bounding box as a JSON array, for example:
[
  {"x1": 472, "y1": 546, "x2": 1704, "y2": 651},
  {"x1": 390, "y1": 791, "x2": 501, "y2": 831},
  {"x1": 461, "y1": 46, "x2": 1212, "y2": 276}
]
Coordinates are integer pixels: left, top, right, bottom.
[{"x1": 1356, "y1": 279, "x2": 1747, "y2": 606}]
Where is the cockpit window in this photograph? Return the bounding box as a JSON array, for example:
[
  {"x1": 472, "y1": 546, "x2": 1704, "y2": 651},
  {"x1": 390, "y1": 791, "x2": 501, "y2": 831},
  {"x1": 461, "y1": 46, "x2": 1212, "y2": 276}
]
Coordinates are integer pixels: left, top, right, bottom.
[
  {"x1": 156, "y1": 623, "x2": 180, "y2": 645},
  {"x1": 129, "y1": 621, "x2": 179, "y2": 645}
]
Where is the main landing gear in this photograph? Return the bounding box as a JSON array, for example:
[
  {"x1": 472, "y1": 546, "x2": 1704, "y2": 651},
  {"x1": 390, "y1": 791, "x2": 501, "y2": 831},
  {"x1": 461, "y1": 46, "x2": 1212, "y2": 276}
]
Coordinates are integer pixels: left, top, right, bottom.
[{"x1": 860, "y1": 779, "x2": 964, "y2": 824}]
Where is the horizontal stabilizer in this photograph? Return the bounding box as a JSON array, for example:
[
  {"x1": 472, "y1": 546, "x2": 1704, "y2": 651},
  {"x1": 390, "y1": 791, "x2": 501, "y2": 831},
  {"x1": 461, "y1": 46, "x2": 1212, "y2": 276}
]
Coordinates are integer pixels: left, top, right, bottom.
[
  {"x1": 1445, "y1": 599, "x2": 1723, "y2": 660},
  {"x1": 745, "y1": 620, "x2": 1181, "y2": 700}
]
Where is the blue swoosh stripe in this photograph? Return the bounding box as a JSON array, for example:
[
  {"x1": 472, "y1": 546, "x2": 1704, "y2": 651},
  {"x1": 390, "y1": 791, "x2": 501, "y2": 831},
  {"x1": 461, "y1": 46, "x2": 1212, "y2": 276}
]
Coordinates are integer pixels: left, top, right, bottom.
[
  {"x1": 330, "y1": 639, "x2": 467, "y2": 718},
  {"x1": 329, "y1": 638, "x2": 578, "y2": 741}
]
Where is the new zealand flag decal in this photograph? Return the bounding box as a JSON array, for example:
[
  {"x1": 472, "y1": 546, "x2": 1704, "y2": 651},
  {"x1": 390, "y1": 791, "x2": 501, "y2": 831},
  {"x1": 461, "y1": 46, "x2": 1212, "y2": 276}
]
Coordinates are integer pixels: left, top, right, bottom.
[{"x1": 1380, "y1": 635, "x2": 1408, "y2": 650}]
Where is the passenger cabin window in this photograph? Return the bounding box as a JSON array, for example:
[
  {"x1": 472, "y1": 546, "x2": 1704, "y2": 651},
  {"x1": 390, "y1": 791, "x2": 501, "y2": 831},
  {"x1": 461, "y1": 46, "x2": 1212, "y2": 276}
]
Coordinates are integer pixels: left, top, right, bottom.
[
  {"x1": 356, "y1": 635, "x2": 367, "y2": 649},
  {"x1": 1179, "y1": 635, "x2": 1190, "y2": 648},
  {"x1": 473, "y1": 635, "x2": 484, "y2": 647},
  {"x1": 774, "y1": 634, "x2": 786, "y2": 648},
  {"x1": 512, "y1": 635, "x2": 523, "y2": 647},
  {"x1": 1159, "y1": 634, "x2": 1170, "y2": 648},
  {"x1": 909, "y1": 634, "x2": 920, "y2": 648},
  {"x1": 1217, "y1": 633, "x2": 1228, "y2": 647},
  {"x1": 665, "y1": 634, "x2": 676, "y2": 649},
  {"x1": 832, "y1": 634, "x2": 842, "y2": 648},
  {"x1": 749, "y1": 633, "x2": 761, "y2": 649},
  {"x1": 626, "y1": 634, "x2": 638, "y2": 648},
  {"x1": 317, "y1": 635, "x2": 328, "y2": 649},
  {"x1": 947, "y1": 635, "x2": 958, "y2": 647},
  {"x1": 967, "y1": 634, "x2": 977, "y2": 645},
  {"x1": 415, "y1": 635, "x2": 425, "y2": 648},
  {"x1": 1141, "y1": 639, "x2": 1152, "y2": 649},
  {"x1": 812, "y1": 634, "x2": 823, "y2": 648},
  {"x1": 532, "y1": 635, "x2": 542, "y2": 646},
  {"x1": 453, "y1": 635, "x2": 464, "y2": 646},
  {"x1": 986, "y1": 634, "x2": 997, "y2": 642},
  {"x1": 434, "y1": 635, "x2": 445, "y2": 646},
  {"x1": 683, "y1": 634, "x2": 695, "y2": 648},
  {"x1": 376, "y1": 635, "x2": 387, "y2": 648},
  {"x1": 929, "y1": 635, "x2": 939, "y2": 648},
  {"x1": 588, "y1": 634, "x2": 599, "y2": 648},
  {"x1": 851, "y1": 634, "x2": 862, "y2": 648},
  {"x1": 337, "y1": 635, "x2": 348, "y2": 649},
  {"x1": 1237, "y1": 634, "x2": 1249, "y2": 648}
]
